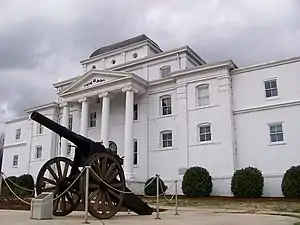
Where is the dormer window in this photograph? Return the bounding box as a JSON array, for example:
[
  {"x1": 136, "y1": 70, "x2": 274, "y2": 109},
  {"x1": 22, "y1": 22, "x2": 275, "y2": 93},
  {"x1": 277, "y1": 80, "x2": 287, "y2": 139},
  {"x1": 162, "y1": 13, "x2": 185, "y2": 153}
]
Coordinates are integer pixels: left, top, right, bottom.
[{"x1": 160, "y1": 66, "x2": 171, "y2": 78}]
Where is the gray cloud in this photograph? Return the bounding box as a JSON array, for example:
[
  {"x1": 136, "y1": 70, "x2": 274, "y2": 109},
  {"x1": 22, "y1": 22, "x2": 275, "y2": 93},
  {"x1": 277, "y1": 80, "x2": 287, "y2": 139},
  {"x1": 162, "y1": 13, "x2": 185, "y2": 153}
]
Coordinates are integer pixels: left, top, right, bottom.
[{"x1": 0, "y1": 0, "x2": 300, "y2": 130}]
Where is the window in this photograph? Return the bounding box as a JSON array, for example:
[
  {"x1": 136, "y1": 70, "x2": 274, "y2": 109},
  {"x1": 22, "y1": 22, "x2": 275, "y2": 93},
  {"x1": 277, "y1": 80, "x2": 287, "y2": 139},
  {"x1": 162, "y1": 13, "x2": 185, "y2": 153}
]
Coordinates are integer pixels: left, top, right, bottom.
[
  {"x1": 269, "y1": 123, "x2": 284, "y2": 143},
  {"x1": 198, "y1": 123, "x2": 212, "y2": 142},
  {"x1": 264, "y1": 79, "x2": 278, "y2": 98},
  {"x1": 36, "y1": 145, "x2": 42, "y2": 159},
  {"x1": 68, "y1": 115, "x2": 73, "y2": 130},
  {"x1": 37, "y1": 123, "x2": 43, "y2": 134},
  {"x1": 15, "y1": 129, "x2": 21, "y2": 140},
  {"x1": 160, "y1": 66, "x2": 171, "y2": 78},
  {"x1": 161, "y1": 130, "x2": 173, "y2": 148},
  {"x1": 161, "y1": 95, "x2": 172, "y2": 115},
  {"x1": 133, "y1": 104, "x2": 138, "y2": 120},
  {"x1": 89, "y1": 112, "x2": 97, "y2": 128},
  {"x1": 13, "y1": 155, "x2": 18, "y2": 167},
  {"x1": 196, "y1": 84, "x2": 210, "y2": 106},
  {"x1": 67, "y1": 144, "x2": 72, "y2": 157},
  {"x1": 134, "y1": 139, "x2": 138, "y2": 165}
]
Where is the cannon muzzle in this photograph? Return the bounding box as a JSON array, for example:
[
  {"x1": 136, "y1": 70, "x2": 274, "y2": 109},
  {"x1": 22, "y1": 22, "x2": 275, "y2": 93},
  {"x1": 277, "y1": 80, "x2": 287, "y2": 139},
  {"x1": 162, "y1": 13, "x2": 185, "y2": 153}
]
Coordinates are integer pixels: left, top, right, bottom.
[{"x1": 30, "y1": 111, "x2": 94, "y2": 147}]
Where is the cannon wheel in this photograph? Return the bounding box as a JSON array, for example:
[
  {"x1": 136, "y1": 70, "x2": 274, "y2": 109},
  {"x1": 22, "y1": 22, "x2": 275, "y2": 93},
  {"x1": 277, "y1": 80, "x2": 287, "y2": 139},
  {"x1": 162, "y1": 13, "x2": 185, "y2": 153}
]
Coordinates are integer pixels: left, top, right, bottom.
[
  {"x1": 36, "y1": 157, "x2": 81, "y2": 216},
  {"x1": 81, "y1": 151, "x2": 126, "y2": 219}
]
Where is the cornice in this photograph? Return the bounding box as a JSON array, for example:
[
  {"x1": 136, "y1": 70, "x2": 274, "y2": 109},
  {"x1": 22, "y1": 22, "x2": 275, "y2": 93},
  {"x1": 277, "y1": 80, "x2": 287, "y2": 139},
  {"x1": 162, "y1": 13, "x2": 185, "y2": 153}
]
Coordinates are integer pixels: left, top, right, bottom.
[
  {"x1": 233, "y1": 100, "x2": 300, "y2": 115},
  {"x1": 25, "y1": 102, "x2": 58, "y2": 113},
  {"x1": 231, "y1": 56, "x2": 300, "y2": 75},
  {"x1": 5, "y1": 116, "x2": 28, "y2": 124},
  {"x1": 4, "y1": 141, "x2": 27, "y2": 149}
]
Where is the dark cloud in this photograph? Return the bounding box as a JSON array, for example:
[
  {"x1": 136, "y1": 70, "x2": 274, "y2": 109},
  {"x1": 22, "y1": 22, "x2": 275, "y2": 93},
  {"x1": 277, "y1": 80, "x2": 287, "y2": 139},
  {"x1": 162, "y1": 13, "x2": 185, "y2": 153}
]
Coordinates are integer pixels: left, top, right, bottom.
[{"x1": 0, "y1": 0, "x2": 300, "y2": 130}]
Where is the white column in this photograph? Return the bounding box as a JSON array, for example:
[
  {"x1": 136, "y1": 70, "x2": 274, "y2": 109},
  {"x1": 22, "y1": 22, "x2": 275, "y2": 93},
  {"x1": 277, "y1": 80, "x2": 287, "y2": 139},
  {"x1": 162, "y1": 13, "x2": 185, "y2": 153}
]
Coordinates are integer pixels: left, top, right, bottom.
[
  {"x1": 78, "y1": 97, "x2": 89, "y2": 137},
  {"x1": 99, "y1": 92, "x2": 110, "y2": 148},
  {"x1": 122, "y1": 86, "x2": 137, "y2": 180},
  {"x1": 60, "y1": 102, "x2": 69, "y2": 156}
]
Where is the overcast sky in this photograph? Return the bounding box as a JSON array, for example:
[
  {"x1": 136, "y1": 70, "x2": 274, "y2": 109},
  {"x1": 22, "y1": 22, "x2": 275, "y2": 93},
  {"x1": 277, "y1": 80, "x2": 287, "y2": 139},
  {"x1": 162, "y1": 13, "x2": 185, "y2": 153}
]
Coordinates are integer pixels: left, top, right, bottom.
[{"x1": 0, "y1": 0, "x2": 300, "y2": 131}]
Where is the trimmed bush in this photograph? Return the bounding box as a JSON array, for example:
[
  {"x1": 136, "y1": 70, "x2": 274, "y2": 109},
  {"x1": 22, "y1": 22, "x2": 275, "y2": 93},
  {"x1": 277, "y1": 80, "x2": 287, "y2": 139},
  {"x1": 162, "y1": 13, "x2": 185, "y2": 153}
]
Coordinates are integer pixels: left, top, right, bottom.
[
  {"x1": 182, "y1": 166, "x2": 213, "y2": 197},
  {"x1": 144, "y1": 176, "x2": 167, "y2": 196},
  {"x1": 17, "y1": 174, "x2": 35, "y2": 197},
  {"x1": 281, "y1": 165, "x2": 300, "y2": 198},
  {"x1": 231, "y1": 166, "x2": 264, "y2": 198}
]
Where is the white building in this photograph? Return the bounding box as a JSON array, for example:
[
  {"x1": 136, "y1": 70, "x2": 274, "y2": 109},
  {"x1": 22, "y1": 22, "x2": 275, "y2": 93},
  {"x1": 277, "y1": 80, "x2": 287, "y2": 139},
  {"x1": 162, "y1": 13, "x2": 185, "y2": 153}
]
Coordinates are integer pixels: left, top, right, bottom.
[{"x1": 2, "y1": 34, "x2": 300, "y2": 197}]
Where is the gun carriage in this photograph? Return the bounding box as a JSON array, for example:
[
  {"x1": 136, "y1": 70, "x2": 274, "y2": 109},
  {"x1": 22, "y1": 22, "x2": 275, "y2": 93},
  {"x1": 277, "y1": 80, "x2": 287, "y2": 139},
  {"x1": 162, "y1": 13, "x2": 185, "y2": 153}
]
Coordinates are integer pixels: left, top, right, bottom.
[{"x1": 30, "y1": 111, "x2": 153, "y2": 219}]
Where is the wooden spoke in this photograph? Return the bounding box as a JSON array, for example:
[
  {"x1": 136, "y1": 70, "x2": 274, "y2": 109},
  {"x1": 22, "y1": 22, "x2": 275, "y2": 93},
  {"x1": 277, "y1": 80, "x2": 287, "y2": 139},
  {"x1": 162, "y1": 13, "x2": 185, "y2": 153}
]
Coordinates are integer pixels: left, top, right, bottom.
[
  {"x1": 35, "y1": 156, "x2": 81, "y2": 216},
  {"x1": 84, "y1": 152, "x2": 125, "y2": 220},
  {"x1": 56, "y1": 161, "x2": 63, "y2": 179},
  {"x1": 43, "y1": 177, "x2": 57, "y2": 186}
]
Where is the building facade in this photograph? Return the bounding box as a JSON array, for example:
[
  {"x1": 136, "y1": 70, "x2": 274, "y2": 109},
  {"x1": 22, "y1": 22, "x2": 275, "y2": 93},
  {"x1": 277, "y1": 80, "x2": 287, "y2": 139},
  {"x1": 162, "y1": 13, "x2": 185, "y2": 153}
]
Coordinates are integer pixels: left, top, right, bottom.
[{"x1": 2, "y1": 34, "x2": 300, "y2": 197}]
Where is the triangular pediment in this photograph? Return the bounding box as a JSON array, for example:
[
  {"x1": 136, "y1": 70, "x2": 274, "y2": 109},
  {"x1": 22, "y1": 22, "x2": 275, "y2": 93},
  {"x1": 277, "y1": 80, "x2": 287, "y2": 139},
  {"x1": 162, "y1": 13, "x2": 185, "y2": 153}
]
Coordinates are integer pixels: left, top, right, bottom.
[{"x1": 62, "y1": 69, "x2": 131, "y2": 94}]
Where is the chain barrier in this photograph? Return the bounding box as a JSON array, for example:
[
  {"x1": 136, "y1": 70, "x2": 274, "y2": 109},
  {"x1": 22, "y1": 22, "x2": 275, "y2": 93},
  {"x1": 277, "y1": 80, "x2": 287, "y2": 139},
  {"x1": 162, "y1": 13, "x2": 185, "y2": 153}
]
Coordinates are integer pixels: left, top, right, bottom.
[
  {"x1": 1, "y1": 172, "x2": 35, "y2": 192},
  {"x1": 0, "y1": 167, "x2": 179, "y2": 221}
]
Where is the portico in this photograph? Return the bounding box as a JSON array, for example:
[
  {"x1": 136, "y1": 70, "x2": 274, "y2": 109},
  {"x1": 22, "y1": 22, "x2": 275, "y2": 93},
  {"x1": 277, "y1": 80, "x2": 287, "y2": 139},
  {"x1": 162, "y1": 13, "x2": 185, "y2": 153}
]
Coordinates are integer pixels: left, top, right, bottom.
[{"x1": 58, "y1": 69, "x2": 146, "y2": 180}]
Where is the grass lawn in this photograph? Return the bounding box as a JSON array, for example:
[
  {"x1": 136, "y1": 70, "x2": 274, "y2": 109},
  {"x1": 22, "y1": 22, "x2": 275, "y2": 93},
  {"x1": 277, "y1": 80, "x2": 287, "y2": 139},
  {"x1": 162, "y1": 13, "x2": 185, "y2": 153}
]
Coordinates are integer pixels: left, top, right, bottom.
[{"x1": 142, "y1": 195, "x2": 300, "y2": 214}]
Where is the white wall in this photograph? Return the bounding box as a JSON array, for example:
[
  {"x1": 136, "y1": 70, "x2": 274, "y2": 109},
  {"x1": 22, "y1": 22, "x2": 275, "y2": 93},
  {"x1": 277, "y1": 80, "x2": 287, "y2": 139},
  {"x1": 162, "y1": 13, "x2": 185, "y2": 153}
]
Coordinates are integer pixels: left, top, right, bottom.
[
  {"x1": 232, "y1": 61, "x2": 300, "y2": 110},
  {"x1": 2, "y1": 118, "x2": 30, "y2": 177}
]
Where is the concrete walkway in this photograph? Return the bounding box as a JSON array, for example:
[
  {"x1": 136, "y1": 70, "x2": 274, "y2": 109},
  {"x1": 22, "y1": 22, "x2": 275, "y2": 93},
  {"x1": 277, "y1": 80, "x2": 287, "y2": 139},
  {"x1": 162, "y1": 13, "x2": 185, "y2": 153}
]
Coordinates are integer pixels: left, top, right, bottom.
[{"x1": 0, "y1": 208, "x2": 299, "y2": 225}]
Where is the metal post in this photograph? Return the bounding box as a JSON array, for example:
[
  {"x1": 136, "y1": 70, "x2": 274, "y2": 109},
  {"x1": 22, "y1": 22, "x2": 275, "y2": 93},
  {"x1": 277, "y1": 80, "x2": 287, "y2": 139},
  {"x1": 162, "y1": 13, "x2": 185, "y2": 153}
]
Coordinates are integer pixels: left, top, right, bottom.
[
  {"x1": 82, "y1": 167, "x2": 90, "y2": 224},
  {"x1": 174, "y1": 180, "x2": 179, "y2": 215},
  {"x1": 155, "y1": 174, "x2": 161, "y2": 219},
  {"x1": 0, "y1": 172, "x2": 3, "y2": 197}
]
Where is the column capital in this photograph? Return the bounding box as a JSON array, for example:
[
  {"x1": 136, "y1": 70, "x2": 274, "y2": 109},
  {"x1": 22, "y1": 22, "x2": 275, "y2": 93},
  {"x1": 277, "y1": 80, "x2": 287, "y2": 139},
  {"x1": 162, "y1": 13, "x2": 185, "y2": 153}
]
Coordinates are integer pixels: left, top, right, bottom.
[
  {"x1": 122, "y1": 85, "x2": 139, "y2": 93},
  {"x1": 59, "y1": 101, "x2": 69, "y2": 107},
  {"x1": 98, "y1": 92, "x2": 111, "y2": 98},
  {"x1": 78, "y1": 97, "x2": 88, "y2": 103}
]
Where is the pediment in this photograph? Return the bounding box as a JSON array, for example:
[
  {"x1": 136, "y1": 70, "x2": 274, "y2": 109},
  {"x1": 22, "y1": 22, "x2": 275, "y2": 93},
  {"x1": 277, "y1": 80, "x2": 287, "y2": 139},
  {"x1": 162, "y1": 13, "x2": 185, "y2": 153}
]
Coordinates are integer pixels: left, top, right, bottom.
[{"x1": 62, "y1": 70, "x2": 130, "y2": 94}]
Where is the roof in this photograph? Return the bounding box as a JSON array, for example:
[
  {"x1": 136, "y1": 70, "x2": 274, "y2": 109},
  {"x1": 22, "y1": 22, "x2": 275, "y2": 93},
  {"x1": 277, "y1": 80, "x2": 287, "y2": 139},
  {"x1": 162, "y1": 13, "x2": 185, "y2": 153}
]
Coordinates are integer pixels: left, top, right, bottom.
[{"x1": 89, "y1": 34, "x2": 161, "y2": 58}]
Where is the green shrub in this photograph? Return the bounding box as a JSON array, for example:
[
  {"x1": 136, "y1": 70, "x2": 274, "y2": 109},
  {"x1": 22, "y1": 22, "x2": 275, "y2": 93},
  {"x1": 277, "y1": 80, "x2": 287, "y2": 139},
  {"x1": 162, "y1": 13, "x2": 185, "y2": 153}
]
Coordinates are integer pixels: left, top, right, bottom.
[
  {"x1": 231, "y1": 167, "x2": 264, "y2": 198},
  {"x1": 182, "y1": 166, "x2": 213, "y2": 197},
  {"x1": 144, "y1": 176, "x2": 167, "y2": 196},
  {"x1": 281, "y1": 165, "x2": 300, "y2": 198},
  {"x1": 17, "y1": 174, "x2": 35, "y2": 197}
]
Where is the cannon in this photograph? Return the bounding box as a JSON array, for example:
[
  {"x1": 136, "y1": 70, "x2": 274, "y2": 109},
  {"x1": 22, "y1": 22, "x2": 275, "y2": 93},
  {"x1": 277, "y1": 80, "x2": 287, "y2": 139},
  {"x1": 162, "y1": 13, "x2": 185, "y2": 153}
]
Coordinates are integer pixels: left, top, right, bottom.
[{"x1": 30, "y1": 111, "x2": 153, "y2": 219}]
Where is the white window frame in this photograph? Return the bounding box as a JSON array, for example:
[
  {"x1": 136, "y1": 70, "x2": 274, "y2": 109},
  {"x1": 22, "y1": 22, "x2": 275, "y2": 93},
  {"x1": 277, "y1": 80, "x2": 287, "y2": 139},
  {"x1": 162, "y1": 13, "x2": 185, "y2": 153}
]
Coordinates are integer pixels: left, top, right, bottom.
[
  {"x1": 160, "y1": 65, "x2": 171, "y2": 78},
  {"x1": 15, "y1": 128, "x2": 21, "y2": 140},
  {"x1": 13, "y1": 155, "x2": 18, "y2": 167},
  {"x1": 160, "y1": 130, "x2": 173, "y2": 148},
  {"x1": 36, "y1": 145, "x2": 42, "y2": 159},
  {"x1": 37, "y1": 123, "x2": 43, "y2": 134},
  {"x1": 133, "y1": 139, "x2": 138, "y2": 165},
  {"x1": 196, "y1": 84, "x2": 210, "y2": 107},
  {"x1": 264, "y1": 78, "x2": 278, "y2": 98},
  {"x1": 89, "y1": 112, "x2": 97, "y2": 128},
  {"x1": 160, "y1": 95, "x2": 172, "y2": 116},
  {"x1": 198, "y1": 123, "x2": 212, "y2": 142},
  {"x1": 68, "y1": 114, "x2": 73, "y2": 130},
  {"x1": 268, "y1": 122, "x2": 284, "y2": 143}
]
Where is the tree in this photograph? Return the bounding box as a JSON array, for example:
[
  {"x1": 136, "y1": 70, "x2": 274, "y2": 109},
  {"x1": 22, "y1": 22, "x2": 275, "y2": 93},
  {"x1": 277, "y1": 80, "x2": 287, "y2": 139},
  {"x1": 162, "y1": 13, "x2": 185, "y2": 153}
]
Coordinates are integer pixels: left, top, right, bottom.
[{"x1": 0, "y1": 133, "x2": 4, "y2": 173}]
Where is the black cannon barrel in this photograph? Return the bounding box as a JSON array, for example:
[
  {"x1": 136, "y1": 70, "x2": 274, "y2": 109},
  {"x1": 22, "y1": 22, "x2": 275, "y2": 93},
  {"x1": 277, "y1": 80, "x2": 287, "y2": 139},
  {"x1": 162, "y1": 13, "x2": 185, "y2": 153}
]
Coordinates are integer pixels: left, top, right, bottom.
[{"x1": 30, "y1": 111, "x2": 94, "y2": 147}]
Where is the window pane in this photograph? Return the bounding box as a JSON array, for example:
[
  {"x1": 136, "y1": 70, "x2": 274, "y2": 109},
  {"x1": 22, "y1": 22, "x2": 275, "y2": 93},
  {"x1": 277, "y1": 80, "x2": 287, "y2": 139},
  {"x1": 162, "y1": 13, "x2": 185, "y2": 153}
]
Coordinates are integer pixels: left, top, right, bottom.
[
  {"x1": 270, "y1": 134, "x2": 278, "y2": 142},
  {"x1": 205, "y1": 126, "x2": 211, "y2": 133},
  {"x1": 271, "y1": 80, "x2": 277, "y2": 88},
  {"x1": 200, "y1": 134, "x2": 206, "y2": 141},
  {"x1": 265, "y1": 81, "x2": 271, "y2": 89},
  {"x1": 200, "y1": 127, "x2": 205, "y2": 134},
  {"x1": 271, "y1": 88, "x2": 278, "y2": 96},
  {"x1": 276, "y1": 125, "x2": 282, "y2": 132},
  {"x1": 270, "y1": 125, "x2": 276, "y2": 133},
  {"x1": 266, "y1": 90, "x2": 272, "y2": 97},
  {"x1": 206, "y1": 133, "x2": 211, "y2": 141},
  {"x1": 277, "y1": 133, "x2": 284, "y2": 141}
]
